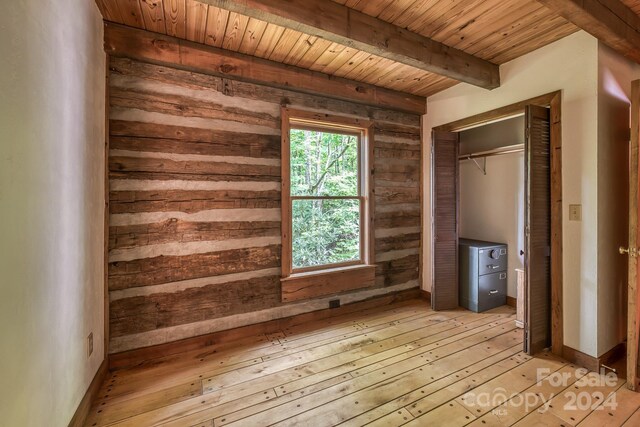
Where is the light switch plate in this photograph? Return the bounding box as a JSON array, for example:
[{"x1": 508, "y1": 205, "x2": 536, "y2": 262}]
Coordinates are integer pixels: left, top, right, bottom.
[
  {"x1": 569, "y1": 204, "x2": 582, "y2": 221},
  {"x1": 87, "y1": 332, "x2": 93, "y2": 358}
]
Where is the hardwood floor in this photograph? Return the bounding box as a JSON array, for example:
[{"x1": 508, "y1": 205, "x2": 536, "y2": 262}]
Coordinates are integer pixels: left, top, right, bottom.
[{"x1": 87, "y1": 299, "x2": 640, "y2": 426}]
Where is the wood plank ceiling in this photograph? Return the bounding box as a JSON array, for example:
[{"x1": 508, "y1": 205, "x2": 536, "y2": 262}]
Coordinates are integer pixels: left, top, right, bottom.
[
  {"x1": 622, "y1": 0, "x2": 640, "y2": 14},
  {"x1": 97, "y1": 0, "x2": 579, "y2": 97}
]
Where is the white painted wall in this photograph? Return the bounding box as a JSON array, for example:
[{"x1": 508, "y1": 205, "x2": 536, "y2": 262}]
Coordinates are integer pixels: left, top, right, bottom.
[
  {"x1": 459, "y1": 152, "x2": 525, "y2": 297},
  {"x1": 596, "y1": 42, "x2": 640, "y2": 356},
  {"x1": 0, "y1": 1, "x2": 105, "y2": 425},
  {"x1": 423, "y1": 31, "x2": 601, "y2": 356}
]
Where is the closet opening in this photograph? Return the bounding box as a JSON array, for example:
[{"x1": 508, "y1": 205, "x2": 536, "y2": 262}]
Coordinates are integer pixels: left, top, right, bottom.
[
  {"x1": 431, "y1": 92, "x2": 562, "y2": 357},
  {"x1": 458, "y1": 115, "x2": 525, "y2": 319}
]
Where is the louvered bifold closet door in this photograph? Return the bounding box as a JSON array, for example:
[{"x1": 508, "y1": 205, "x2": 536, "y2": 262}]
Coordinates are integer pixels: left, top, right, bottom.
[
  {"x1": 432, "y1": 131, "x2": 459, "y2": 310},
  {"x1": 524, "y1": 105, "x2": 552, "y2": 355}
]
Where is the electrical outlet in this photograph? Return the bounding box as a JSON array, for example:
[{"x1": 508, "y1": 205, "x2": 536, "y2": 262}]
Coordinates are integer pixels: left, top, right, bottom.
[
  {"x1": 569, "y1": 204, "x2": 582, "y2": 221},
  {"x1": 329, "y1": 299, "x2": 341, "y2": 309},
  {"x1": 87, "y1": 332, "x2": 94, "y2": 358}
]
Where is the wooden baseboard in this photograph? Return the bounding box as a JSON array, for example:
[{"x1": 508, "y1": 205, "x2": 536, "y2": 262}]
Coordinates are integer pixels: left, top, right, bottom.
[
  {"x1": 562, "y1": 345, "x2": 599, "y2": 372},
  {"x1": 420, "y1": 289, "x2": 431, "y2": 301},
  {"x1": 562, "y1": 342, "x2": 626, "y2": 373},
  {"x1": 109, "y1": 287, "x2": 421, "y2": 370},
  {"x1": 506, "y1": 296, "x2": 516, "y2": 308},
  {"x1": 68, "y1": 358, "x2": 109, "y2": 427},
  {"x1": 599, "y1": 342, "x2": 626, "y2": 370}
]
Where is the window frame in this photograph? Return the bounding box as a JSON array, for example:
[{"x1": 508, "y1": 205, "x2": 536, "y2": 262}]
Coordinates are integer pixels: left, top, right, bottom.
[{"x1": 281, "y1": 108, "x2": 375, "y2": 281}]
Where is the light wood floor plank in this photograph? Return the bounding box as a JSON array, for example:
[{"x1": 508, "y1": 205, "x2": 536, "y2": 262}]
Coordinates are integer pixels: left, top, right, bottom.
[
  {"x1": 156, "y1": 315, "x2": 511, "y2": 426},
  {"x1": 253, "y1": 327, "x2": 521, "y2": 426},
  {"x1": 86, "y1": 300, "x2": 640, "y2": 427},
  {"x1": 468, "y1": 363, "x2": 588, "y2": 426},
  {"x1": 339, "y1": 345, "x2": 526, "y2": 426}
]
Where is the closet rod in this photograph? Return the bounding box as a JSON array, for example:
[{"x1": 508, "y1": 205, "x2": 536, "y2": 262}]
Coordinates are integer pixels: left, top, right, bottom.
[{"x1": 458, "y1": 143, "x2": 524, "y2": 161}]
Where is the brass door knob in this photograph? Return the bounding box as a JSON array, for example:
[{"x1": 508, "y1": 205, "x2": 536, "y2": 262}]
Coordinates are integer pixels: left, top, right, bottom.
[{"x1": 620, "y1": 246, "x2": 638, "y2": 257}]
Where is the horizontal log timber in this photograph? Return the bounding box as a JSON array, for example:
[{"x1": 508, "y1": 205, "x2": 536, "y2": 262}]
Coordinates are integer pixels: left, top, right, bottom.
[
  {"x1": 109, "y1": 87, "x2": 280, "y2": 129},
  {"x1": 537, "y1": 0, "x2": 640, "y2": 64},
  {"x1": 200, "y1": 0, "x2": 500, "y2": 89},
  {"x1": 109, "y1": 57, "x2": 422, "y2": 127},
  {"x1": 103, "y1": 22, "x2": 426, "y2": 115},
  {"x1": 106, "y1": 53, "x2": 422, "y2": 353},
  {"x1": 109, "y1": 220, "x2": 280, "y2": 250},
  {"x1": 109, "y1": 122, "x2": 281, "y2": 158},
  {"x1": 281, "y1": 265, "x2": 377, "y2": 302},
  {"x1": 107, "y1": 289, "x2": 421, "y2": 368},
  {"x1": 375, "y1": 233, "x2": 421, "y2": 253},
  {"x1": 375, "y1": 186, "x2": 421, "y2": 204},
  {"x1": 108, "y1": 244, "x2": 281, "y2": 290},
  {"x1": 376, "y1": 210, "x2": 421, "y2": 229},
  {"x1": 109, "y1": 156, "x2": 280, "y2": 179},
  {"x1": 110, "y1": 275, "x2": 282, "y2": 337},
  {"x1": 109, "y1": 190, "x2": 281, "y2": 213}
]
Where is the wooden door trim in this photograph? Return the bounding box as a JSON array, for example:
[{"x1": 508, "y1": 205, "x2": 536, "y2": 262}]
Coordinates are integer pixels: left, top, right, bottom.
[
  {"x1": 628, "y1": 79, "x2": 640, "y2": 391},
  {"x1": 433, "y1": 91, "x2": 560, "y2": 132},
  {"x1": 104, "y1": 53, "x2": 111, "y2": 360},
  {"x1": 434, "y1": 91, "x2": 563, "y2": 356}
]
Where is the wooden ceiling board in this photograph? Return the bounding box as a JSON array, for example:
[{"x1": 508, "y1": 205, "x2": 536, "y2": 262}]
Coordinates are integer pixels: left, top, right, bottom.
[
  {"x1": 99, "y1": 0, "x2": 582, "y2": 97},
  {"x1": 163, "y1": 0, "x2": 186, "y2": 38},
  {"x1": 221, "y1": 12, "x2": 249, "y2": 50},
  {"x1": 268, "y1": 28, "x2": 304, "y2": 62},
  {"x1": 306, "y1": 42, "x2": 349, "y2": 72},
  {"x1": 97, "y1": 0, "x2": 123, "y2": 22},
  {"x1": 252, "y1": 23, "x2": 286, "y2": 58},
  {"x1": 203, "y1": 6, "x2": 229, "y2": 47},
  {"x1": 431, "y1": 0, "x2": 515, "y2": 45},
  {"x1": 280, "y1": 34, "x2": 315, "y2": 65},
  {"x1": 139, "y1": 0, "x2": 167, "y2": 33},
  {"x1": 414, "y1": 77, "x2": 458, "y2": 97},
  {"x1": 237, "y1": 18, "x2": 269, "y2": 55},
  {"x1": 620, "y1": 0, "x2": 640, "y2": 14},
  {"x1": 115, "y1": 0, "x2": 144, "y2": 27},
  {"x1": 343, "y1": 55, "x2": 385, "y2": 81},
  {"x1": 489, "y1": 26, "x2": 579, "y2": 64},
  {"x1": 409, "y1": 0, "x2": 485, "y2": 38},
  {"x1": 320, "y1": 45, "x2": 363, "y2": 75},
  {"x1": 385, "y1": 68, "x2": 431, "y2": 91},
  {"x1": 294, "y1": 38, "x2": 335, "y2": 69},
  {"x1": 477, "y1": 15, "x2": 576, "y2": 62},
  {"x1": 386, "y1": 0, "x2": 443, "y2": 30},
  {"x1": 359, "y1": 59, "x2": 406, "y2": 86},
  {"x1": 185, "y1": 0, "x2": 208, "y2": 43},
  {"x1": 445, "y1": 4, "x2": 576, "y2": 64},
  {"x1": 438, "y1": 1, "x2": 539, "y2": 50},
  {"x1": 376, "y1": 0, "x2": 436, "y2": 23},
  {"x1": 330, "y1": 0, "x2": 579, "y2": 64}
]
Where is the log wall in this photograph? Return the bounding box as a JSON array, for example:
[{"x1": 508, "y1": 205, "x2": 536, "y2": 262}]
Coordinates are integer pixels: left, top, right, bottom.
[{"x1": 108, "y1": 57, "x2": 422, "y2": 353}]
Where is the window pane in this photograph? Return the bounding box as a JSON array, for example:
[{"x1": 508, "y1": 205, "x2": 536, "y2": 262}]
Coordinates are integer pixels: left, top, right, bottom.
[
  {"x1": 292, "y1": 198, "x2": 360, "y2": 269},
  {"x1": 290, "y1": 129, "x2": 359, "y2": 197}
]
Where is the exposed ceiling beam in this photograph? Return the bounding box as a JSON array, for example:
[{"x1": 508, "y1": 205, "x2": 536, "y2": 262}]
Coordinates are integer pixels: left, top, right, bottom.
[
  {"x1": 198, "y1": 0, "x2": 500, "y2": 90},
  {"x1": 103, "y1": 22, "x2": 426, "y2": 115},
  {"x1": 537, "y1": 0, "x2": 640, "y2": 63}
]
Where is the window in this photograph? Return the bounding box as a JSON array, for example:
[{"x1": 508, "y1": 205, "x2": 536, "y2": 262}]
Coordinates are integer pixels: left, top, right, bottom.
[{"x1": 281, "y1": 109, "x2": 375, "y2": 294}]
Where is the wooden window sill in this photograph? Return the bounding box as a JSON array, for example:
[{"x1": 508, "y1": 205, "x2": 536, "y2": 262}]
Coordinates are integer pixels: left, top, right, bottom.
[{"x1": 281, "y1": 264, "x2": 377, "y2": 303}]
